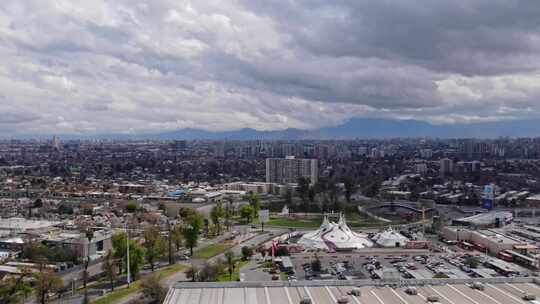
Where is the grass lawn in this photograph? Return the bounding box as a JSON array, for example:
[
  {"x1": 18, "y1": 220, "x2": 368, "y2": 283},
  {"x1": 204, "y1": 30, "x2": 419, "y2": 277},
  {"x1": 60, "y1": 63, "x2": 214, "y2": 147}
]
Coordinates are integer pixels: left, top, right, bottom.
[
  {"x1": 92, "y1": 281, "x2": 142, "y2": 304},
  {"x1": 265, "y1": 217, "x2": 322, "y2": 228},
  {"x1": 193, "y1": 243, "x2": 233, "y2": 259},
  {"x1": 216, "y1": 260, "x2": 249, "y2": 282},
  {"x1": 259, "y1": 212, "x2": 385, "y2": 229},
  {"x1": 91, "y1": 264, "x2": 188, "y2": 304}
]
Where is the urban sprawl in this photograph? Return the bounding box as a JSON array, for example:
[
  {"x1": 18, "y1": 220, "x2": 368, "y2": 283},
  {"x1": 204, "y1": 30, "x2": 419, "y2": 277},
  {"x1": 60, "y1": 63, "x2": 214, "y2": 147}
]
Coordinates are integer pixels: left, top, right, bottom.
[{"x1": 3, "y1": 138, "x2": 540, "y2": 304}]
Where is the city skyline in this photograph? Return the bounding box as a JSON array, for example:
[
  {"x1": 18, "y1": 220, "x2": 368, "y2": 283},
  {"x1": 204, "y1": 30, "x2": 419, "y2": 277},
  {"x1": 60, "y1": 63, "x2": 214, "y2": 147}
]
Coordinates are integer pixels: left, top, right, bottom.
[{"x1": 1, "y1": 1, "x2": 540, "y2": 137}]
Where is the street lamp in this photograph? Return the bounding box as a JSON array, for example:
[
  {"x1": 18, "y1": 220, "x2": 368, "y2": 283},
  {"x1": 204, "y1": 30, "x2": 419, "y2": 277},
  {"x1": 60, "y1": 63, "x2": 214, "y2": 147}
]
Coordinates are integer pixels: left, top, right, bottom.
[
  {"x1": 125, "y1": 222, "x2": 130, "y2": 288},
  {"x1": 83, "y1": 228, "x2": 94, "y2": 304}
]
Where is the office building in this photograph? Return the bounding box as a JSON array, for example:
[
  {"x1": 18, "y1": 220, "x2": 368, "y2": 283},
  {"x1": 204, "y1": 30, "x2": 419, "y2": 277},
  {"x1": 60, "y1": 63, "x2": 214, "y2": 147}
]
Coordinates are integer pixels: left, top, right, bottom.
[{"x1": 266, "y1": 156, "x2": 318, "y2": 184}]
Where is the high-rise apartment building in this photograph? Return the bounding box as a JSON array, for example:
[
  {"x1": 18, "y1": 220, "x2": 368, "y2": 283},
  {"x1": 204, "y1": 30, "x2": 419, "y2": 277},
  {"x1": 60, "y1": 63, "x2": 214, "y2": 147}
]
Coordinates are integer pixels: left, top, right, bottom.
[
  {"x1": 440, "y1": 158, "x2": 454, "y2": 176},
  {"x1": 266, "y1": 156, "x2": 318, "y2": 184}
]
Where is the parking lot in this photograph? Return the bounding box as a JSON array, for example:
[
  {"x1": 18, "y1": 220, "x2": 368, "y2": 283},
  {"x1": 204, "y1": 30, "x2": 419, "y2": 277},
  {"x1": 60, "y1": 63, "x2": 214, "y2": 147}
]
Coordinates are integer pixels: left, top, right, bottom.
[{"x1": 283, "y1": 250, "x2": 534, "y2": 282}]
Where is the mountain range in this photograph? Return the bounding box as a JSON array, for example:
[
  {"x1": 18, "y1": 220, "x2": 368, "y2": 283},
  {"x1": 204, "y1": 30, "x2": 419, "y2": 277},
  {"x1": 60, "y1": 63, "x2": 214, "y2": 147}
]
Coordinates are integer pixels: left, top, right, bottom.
[{"x1": 10, "y1": 118, "x2": 540, "y2": 140}]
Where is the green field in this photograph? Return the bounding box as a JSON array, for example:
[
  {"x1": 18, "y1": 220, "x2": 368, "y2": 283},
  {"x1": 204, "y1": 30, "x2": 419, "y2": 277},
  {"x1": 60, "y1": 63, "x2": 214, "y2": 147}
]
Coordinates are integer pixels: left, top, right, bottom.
[
  {"x1": 259, "y1": 212, "x2": 384, "y2": 229},
  {"x1": 91, "y1": 264, "x2": 187, "y2": 304},
  {"x1": 92, "y1": 281, "x2": 143, "y2": 304},
  {"x1": 217, "y1": 260, "x2": 249, "y2": 282},
  {"x1": 193, "y1": 243, "x2": 233, "y2": 259}
]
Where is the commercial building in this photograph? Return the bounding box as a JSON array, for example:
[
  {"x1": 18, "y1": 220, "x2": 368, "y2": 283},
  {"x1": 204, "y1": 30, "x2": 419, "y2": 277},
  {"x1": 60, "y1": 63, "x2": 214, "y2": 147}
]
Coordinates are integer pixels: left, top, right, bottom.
[
  {"x1": 266, "y1": 156, "x2": 318, "y2": 184},
  {"x1": 440, "y1": 227, "x2": 525, "y2": 254},
  {"x1": 452, "y1": 211, "x2": 512, "y2": 228}
]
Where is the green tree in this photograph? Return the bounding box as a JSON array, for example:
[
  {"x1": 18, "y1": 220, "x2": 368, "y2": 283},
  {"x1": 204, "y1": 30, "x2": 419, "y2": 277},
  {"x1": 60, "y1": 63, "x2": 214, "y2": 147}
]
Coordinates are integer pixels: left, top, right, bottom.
[
  {"x1": 112, "y1": 232, "x2": 127, "y2": 275},
  {"x1": 240, "y1": 205, "x2": 254, "y2": 223},
  {"x1": 111, "y1": 232, "x2": 145, "y2": 279},
  {"x1": 241, "y1": 246, "x2": 253, "y2": 261},
  {"x1": 248, "y1": 193, "x2": 261, "y2": 220},
  {"x1": 186, "y1": 266, "x2": 199, "y2": 282},
  {"x1": 35, "y1": 270, "x2": 63, "y2": 304},
  {"x1": 171, "y1": 225, "x2": 183, "y2": 253},
  {"x1": 210, "y1": 202, "x2": 225, "y2": 235},
  {"x1": 141, "y1": 274, "x2": 167, "y2": 304},
  {"x1": 311, "y1": 257, "x2": 322, "y2": 272},
  {"x1": 0, "y1": 268, "x2": 32, "y2": 304},
  {"x1": 128, "y1": 241, "x2": 145, "y2": 279},
  {"x1": 297, "y1": 177, "x2": 310, "y2": 212},
  {"x1": 102, "y1": 251, "x2": 117, "y2": 291},
  {"x1": 126, "y1": 202, "x2": 138, "y2": 213},
  {"x1": 344, "y1": 176, "x2": 356, "y2": 203},
  {"x1": 224, "y1": 199, "x2": 233, "y2": 231},
  {"x1": 466, "y1": 256, "x2": 481, "y2": 269},
  {"x1": 181, "y1": 210, "x2": 204, "y2": 256},
  {"x1": 224, "y1": 251, "x2": 235, "y2": 281},
  {"x1": 283, "y1": 186, "x2": 293, "y2": 209},
  {"x1": 198, "y1": 262, "x2": 220, "y2": 282},
  {"x1": 144, "y1": 226, "x2": 166, "y2": 272}
]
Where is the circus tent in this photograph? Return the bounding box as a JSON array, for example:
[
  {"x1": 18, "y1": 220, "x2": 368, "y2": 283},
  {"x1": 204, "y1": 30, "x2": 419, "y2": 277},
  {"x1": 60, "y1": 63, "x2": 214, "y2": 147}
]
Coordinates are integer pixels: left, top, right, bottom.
[
  {"x1": 372, "y1": 228, "x2": 409, "y2": 248},
  {"x1": 298, "y1": 214, "x2": 372, "y2": 251}
]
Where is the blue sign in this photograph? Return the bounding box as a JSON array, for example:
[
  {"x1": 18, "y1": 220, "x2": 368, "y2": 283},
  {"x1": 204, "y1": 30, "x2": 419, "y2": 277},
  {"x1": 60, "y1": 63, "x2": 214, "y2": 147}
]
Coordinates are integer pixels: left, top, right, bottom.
[{"x1": 482, "y1": 198, "x2": 493, "y2": 211}]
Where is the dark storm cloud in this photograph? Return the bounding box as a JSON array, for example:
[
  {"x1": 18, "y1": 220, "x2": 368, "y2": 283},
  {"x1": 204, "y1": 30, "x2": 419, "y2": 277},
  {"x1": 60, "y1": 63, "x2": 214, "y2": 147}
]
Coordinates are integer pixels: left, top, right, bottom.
[{"x1": 240, "y1": 0, "x2": 540, "y2": 75}]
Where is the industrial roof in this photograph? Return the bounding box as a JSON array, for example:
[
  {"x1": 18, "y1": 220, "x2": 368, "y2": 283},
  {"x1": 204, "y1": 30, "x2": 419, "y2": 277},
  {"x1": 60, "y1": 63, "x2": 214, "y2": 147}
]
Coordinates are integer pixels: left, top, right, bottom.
[
  {"x1": 455, "y1": 211, "x2": 512, "y2": 226},
  {"x1": 165, "y1": 281, "x2": 540, "y2": 304}
]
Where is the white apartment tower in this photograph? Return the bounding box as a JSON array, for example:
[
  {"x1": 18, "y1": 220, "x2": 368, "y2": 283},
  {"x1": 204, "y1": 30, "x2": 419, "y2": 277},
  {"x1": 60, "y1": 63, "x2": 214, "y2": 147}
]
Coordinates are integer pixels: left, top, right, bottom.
[{"x1": 266, "y1": 156, "x2": 318, "y2": 184}]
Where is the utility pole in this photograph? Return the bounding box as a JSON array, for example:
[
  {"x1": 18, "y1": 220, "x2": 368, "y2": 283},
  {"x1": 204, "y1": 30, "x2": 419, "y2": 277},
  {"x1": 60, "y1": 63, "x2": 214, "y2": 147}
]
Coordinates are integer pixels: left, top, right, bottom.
[
  {"x1": 168, "y1": 219, "x2": 173, "y2": 265},
  {"x1": 421, "y1": 207, "x2": 426, "y2": 237},
  {"x1": 126, "y1": 222, "x2": 130, "y2": 288}
]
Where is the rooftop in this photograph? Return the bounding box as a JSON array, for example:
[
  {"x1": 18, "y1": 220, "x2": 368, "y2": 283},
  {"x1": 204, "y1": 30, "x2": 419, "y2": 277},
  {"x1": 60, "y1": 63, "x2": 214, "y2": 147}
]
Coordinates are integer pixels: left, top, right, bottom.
[{"x1": 165, "y1": 279, "x2": 540, "y2": 304}]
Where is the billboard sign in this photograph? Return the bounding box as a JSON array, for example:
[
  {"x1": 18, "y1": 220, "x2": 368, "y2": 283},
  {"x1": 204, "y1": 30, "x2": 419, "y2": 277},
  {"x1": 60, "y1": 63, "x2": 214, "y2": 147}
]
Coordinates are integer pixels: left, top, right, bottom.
[
  {"x1": 484, "y1": 185, "x2": 494, "y2": 200},
  {"x1": 258, "y1": 209, "x2": 269, "y2": 223}
]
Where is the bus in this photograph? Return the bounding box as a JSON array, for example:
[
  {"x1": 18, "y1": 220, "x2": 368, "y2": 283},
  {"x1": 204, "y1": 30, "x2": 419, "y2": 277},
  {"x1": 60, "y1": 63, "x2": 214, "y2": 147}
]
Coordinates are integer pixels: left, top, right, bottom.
[
  {"x1": 498, "y1": 251, "x2": 513, "y2": 262},
  {"x1": 459, "y1": 241, "x2": 475, "y2": 251}
]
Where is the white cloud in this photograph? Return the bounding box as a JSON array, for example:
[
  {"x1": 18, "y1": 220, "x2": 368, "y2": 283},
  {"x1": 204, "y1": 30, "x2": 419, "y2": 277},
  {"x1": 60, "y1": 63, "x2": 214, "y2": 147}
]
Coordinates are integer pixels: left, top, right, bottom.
[{"x1": 0, "y1": 0, "x2": 540, "y2": 136}]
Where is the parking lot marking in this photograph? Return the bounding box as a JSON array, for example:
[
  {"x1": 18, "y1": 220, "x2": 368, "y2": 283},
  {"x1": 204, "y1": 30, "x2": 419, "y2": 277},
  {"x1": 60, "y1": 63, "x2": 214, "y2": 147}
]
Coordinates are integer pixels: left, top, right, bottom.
[
  {"x1": 264, "y1": 287, "x2": 271, "y2": 304},
  {"x1": 427, "y1": 286, "x2": 456, "y2": 304},
  {"x1": 284, "y1": 287, "x2": 293, "y2": 304},
  {"x1": 350, "y1": 294, "x2": 362, "y2": 304},
  {"x1": 324, "y1": 286, "x2": 337, "y2": 303},
  {"x1": 474, "y1": 288, "x2": 504, "y2": 304},
  {"x1": 416, "y1": 291, "x2": 426, "y2": 301},
  {"x1": 486, "y1": 284, "x2": 523, "y2": 303},
  {"x1": 506, "y1": 283, "x2": 525, "y2": 293},
  {"x1": 303, "y1": 286, "x2": 316, "y2": 304},
  {"x1": 370, "y1": 290, "x2": 386, "y2": 304},
  {"x1": 389, "y1": 288, "x2": 409, "y2": 304},
  {"x1": 448, "y1": 285, "x2": 480, "y2": 304},
  {"x1": 526, "y1": 283, "x2": 540, "y2": 292}
]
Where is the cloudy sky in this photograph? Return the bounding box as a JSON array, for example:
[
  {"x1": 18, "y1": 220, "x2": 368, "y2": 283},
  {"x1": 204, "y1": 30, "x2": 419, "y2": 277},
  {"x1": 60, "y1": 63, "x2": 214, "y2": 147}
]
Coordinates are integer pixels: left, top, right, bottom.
[{"x1": 1, "y1": 0, "x2": 540, "y2": 136}]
